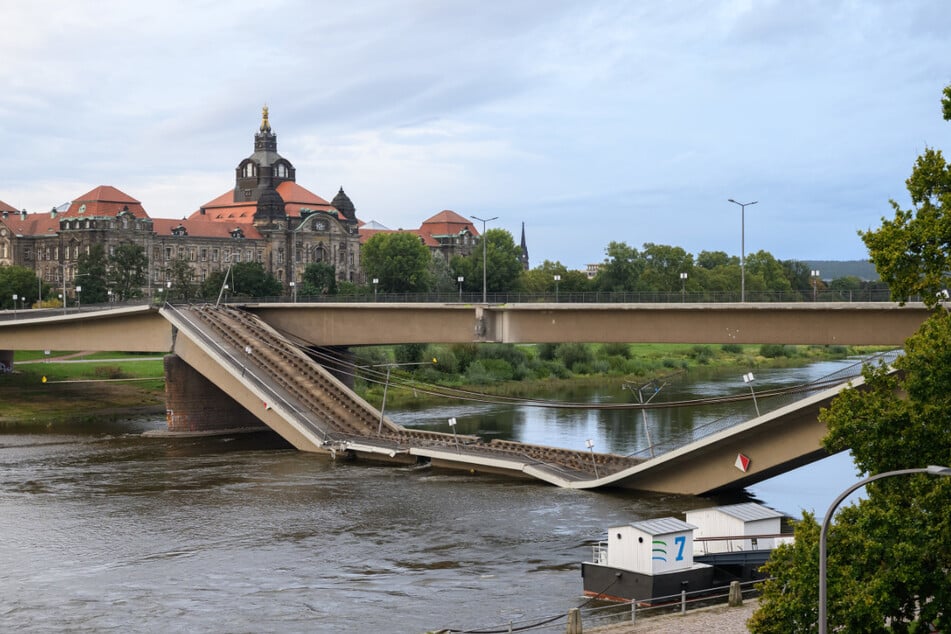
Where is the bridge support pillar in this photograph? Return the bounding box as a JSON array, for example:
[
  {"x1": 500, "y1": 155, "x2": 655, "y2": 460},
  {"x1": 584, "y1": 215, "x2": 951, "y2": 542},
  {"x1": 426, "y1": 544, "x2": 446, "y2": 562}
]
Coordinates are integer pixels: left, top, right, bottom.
[
  {"x1": 0, "y1": 350, "x2": 12, "y2": 374},
  {"x1": 164, "y1": 354, "x2": 268, "y2": 433},
  {"x1": 308, "y1": 346, "x2": 355, "y2": 389}
]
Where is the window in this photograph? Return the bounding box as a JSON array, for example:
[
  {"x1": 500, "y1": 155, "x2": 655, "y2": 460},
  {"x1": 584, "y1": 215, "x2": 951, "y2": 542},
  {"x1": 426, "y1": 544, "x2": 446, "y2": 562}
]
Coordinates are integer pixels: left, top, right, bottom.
[
  {"x1": 200, "y1": 248, "x2": 207, "y2": 261},
  {"x1": 277, "y1": 248, "x2": 284, "y2": 265},
  {"x1": 165, "y1": 247, "x2": 173, "y2": 260},
  {"x1": 314, "y1": 244, "x2": 325, "y2": 262},
  {"x1": 243, "y1": 162, "x2": 255, "y2": 178}
]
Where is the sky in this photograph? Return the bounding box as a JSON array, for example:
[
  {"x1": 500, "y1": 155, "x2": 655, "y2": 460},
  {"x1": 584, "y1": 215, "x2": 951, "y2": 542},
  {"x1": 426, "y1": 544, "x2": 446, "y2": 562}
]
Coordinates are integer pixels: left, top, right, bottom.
[{"x1": 1, "y1": 0, "x2": 949, "y2": 270}]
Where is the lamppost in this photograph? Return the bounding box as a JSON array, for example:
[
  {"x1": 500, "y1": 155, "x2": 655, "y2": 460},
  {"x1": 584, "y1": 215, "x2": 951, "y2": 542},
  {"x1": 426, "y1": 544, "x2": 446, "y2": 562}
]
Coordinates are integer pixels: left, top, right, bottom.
[
  {"x1": 553, "y1": 274, "x2": 561, "y2": 302},
  {"x1": 728, "y1": 199, "x2": 757, "y2": 302},
  {"x1": 585, "y1": 439, "x2": 599, "y2": 478},
  {"x1": 470, "y1": 215, "x2": 497, "y2": 303},
  {"x1": 107, "y1": 290, "x2": 113, "y2": 305},
  {"x1": 75, "y1": 285, "x2": 82, "y2": 311},
  {"x1": 289, "y1": 281, "x2": 297, "y2": 303},
  {"x1": 12, "y1": 294, "x2": 17, "y2": 320},
  {"x1": 680, "y1": 272, "x2": 688, "y2": 302},
  {"x1": 811, "y1": 270, "x2": 821, "y2": 301},
  {"x1": 743, "y1": 372, "x2": 760, "y2": 417},
  {"x1": 457, "y1": 276, "x2": 464, "y2": 302},
  {"x1": 372, "y1": 278, "x2": 379, "y2": 302},
  {"x1": 819, "y1": 465, "x2": 951, "y2": 634}
]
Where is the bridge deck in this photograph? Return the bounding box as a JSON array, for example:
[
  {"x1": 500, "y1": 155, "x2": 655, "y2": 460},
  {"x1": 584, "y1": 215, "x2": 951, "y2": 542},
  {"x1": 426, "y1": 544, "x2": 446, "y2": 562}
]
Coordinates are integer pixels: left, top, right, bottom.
[{"x1": 166, "y1": 305, "x2": 642, "y2": 484}]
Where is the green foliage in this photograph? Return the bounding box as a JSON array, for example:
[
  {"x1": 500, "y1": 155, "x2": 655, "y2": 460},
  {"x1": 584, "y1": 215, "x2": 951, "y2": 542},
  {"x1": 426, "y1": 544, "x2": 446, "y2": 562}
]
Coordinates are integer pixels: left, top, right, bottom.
[
  {"x1": 600, "y1": 342, "x2": 631, "y2": 358},
  {"x1": 362, "y1": 232, "x2": 432, "y2": 293},
  {"x1": 537, "y1": 343, "x2": 558, "y2": 361},
  {"x1": 77, "y1": 243, "x2": 109, "y2": 304},
  {"x1": 861, "y1": 87, "x2": 951, "y2": 307},
  {"x1": 689, "y1": 345, "x2": 713, "y2": 364},
  {"x1": 166, "y1": 256, "x2": 196, "y2": 301},
  {"x1": 451, "y1": 228, "x2": 523, "y2": 294},
  {"x1": 518, "y1": 260, "x2": 589, "y2": 294},
  {"x1": 299, "y1": 262, "x2": 337, "y2": 296},
  {"x1": 754, "y1": 313, "x2": 951, "y2": 630},
  {"x1": 555, "y1": 343, "x2": 593, "y2": 372},
  {"x1": 200, "y1": 262, "x2": 282, "y2": 299},
  {"x1": 721, "y1": 343, "x2": 743, "y2": 354},
  {"x1": 748, "y1": 513, "x2": 821, "y2": 633},
  {"x1": 109, "y1": 243, "x2": 147, "y2": 300},
  {"x1": 0, "y1": 265, "x2": 41, "y2": 308},
  {"x1": 594, "y1": 241, "x2": 643, "y2": 292},
  {"x1": 759, "y1": 343, "x2": 797, "y2": 358},
  {"x1": 394, "y1": 343, "x2": 427, "y2": 365}
]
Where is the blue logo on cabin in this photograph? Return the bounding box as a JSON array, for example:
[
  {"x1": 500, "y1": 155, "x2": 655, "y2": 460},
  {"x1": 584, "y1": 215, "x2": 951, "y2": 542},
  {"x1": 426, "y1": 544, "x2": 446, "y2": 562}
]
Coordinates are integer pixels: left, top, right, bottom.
[{"x1": 652, "y1": 536, "x2": 687, "y2": 562}]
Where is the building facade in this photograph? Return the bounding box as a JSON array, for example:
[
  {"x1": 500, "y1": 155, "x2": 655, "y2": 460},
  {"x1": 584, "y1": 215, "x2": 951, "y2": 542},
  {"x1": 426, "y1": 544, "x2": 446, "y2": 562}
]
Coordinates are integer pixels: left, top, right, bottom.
[{"x1": 0, "y1": 109, "x2": 363, "y2": 301}]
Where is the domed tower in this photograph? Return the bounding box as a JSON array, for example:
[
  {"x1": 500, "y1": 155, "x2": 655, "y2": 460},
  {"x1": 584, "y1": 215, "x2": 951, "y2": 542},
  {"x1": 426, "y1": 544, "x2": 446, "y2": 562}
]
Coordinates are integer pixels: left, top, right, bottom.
[
  {"x1": 330, "y1": 187, "x2": 357, "y2": 223},
  {"x1": 234, "y1": 105, "x2": 297, "y2": 209}
]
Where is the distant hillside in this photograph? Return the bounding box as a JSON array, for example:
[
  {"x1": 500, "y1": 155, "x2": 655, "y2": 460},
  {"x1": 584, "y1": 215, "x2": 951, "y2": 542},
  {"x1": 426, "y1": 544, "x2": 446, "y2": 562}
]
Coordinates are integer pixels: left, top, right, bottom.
[{"x1": 802, "y1": 260, "x2": 879, "y2": 281}]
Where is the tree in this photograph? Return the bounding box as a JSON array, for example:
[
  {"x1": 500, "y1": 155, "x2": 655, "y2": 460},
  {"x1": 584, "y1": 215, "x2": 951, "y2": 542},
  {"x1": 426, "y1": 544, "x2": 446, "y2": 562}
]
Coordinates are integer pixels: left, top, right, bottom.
[
  {"x1": 200, "y1": 261, "x2": 282, "y2": 299},
  {"x1": 362, "y1": 232, "x2": 432, "y2": 293},
  {"x1": 518, "y1": 260, "x2": 589, "y2": 295},
  {"x1": 862, "y1": 86, "x2": 951, "y2": 308},
  {"x1": 299, "y1": 262, "x2": 337, "y2": 297},
  {"x1": 752, "y1": 314, "x2": 951, "y2": 632},
  {"x1": 639, "y1": 243, "x2": 693, "y2": 292},
  {"x1": 594, "y1": 241, "x2": 644, "y2": 292},
  {"x1": 166, "y1": 256, "x2": 196, "y2": 301},
  {"x1": 752, "y1": 83, "x2": 951, "y2": 633},
  {"x1": 77, "y1": 243, "x2": 109, "y2": 304},
  {"x1": 451, "y1": 228, "x2": 523, "y2": 294},
  {"x1": 0, "y1": 265, "x2": 40, "y2": 309},
  {"x1": 109, "y1": 243, "x2": 147, "y2": 300}
]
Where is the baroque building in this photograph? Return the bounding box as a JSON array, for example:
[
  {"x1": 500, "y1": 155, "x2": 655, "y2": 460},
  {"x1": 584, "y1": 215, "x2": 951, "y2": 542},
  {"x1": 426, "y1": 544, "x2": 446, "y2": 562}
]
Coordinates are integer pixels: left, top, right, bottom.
[{"x1": 0, "y1": 108, "x2": 362, "y2": 300}]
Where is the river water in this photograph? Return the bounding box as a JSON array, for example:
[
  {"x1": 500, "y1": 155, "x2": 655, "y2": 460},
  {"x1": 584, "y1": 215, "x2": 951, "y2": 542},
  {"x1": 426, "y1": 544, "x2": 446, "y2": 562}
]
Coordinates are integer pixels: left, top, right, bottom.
[{"x1": 0, "y1": 358, "x2": 870, "y2": 633}]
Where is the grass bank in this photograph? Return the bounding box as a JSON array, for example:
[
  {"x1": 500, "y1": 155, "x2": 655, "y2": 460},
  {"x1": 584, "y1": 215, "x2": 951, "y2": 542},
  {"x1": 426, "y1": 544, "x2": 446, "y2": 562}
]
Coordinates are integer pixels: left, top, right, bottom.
[{"x1": 1, "y1": 353, "x2": 166, "y2": 425}]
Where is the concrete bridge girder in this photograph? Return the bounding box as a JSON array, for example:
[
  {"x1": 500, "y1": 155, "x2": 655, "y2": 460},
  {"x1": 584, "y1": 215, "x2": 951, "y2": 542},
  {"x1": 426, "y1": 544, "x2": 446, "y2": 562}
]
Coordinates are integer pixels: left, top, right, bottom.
[{"x1": 247, "y1": 302, "x2": 930, "y2": 347}]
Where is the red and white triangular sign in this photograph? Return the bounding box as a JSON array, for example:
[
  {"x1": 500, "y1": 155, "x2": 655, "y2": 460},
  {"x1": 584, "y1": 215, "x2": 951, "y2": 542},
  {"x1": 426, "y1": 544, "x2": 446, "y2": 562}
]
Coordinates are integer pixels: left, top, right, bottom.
[{"x1": 735, "y1": 453, "x2": 751, "y2": 472}]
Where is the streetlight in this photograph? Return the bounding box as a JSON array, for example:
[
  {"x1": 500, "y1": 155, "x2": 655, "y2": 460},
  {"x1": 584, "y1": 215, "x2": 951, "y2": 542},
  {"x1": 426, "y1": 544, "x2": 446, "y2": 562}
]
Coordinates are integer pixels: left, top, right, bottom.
[
  {"x1": 372, "y1": 278, "x2": 379, "y2": 301},
  {"x1": 12, "y1": 294, "x2": 17, "y2": 320},
  {"x1": 470, "y1": 215, "x2": 498, "y2": 303},
  {"x1": 107, "y1": 289, "x2": 114, "y2": 305},
  {"x1": 811, "y1": 270, "x2": 821, "y2": 302},
  {"x1": 743, "y1": 372, "x2": 760, "y2": 417},
  {"x1": 728, "y1": 199, "x2": 757, "y2": 302},
  {"x1": 289, "y1": 281, "x2": 297, "y2": 303},
  {"x1": 553, "y1": 274, "x2": 561, "y2": 302},
  {"x1": 75, "y1": 285, "x2": 82, "y2": 311},
  {"x1": 585, "y1": 439, "x2": 599, "y2": 478},
  {"x1": 819, "y1": 465, "x2": 951, "y2": 634},
  {"x1": 457, "y1": 276, "x2": 464, "y2": 302},
  {"x1": 680, "y1": 272, "x2": 688, "y2": 302}
]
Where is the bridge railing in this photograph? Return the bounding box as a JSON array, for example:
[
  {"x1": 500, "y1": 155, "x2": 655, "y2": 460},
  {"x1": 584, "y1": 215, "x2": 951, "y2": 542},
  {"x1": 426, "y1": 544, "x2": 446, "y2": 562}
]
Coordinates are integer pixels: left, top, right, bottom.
[
  {"x1": 626, "y1": 349, "x2": 903, "y2": 460},
  {"x1": 242, "y1": 287, "x2": 900, "y2": 304}
]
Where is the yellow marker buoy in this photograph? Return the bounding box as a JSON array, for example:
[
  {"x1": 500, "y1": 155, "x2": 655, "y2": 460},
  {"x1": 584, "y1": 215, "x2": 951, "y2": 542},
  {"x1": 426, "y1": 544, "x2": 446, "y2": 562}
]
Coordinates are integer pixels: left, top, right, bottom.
[{"x1": 41, "y1": 376, "x2": 47, "y2": 383}]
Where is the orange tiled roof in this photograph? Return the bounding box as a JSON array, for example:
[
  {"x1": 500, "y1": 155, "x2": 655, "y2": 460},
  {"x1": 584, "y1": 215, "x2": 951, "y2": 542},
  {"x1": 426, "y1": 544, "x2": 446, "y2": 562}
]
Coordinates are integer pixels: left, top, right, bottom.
[
  {"x1": 0, "y1": 199, "x2": 18, "y2": 213},
  {"x1": 191, "y1": 181, "x2": 336, "y2": 223},
  {"x1": 419, "y1": 209, "x2": 477, "y2": 237},
  {"x1": 0, "y1": 211, "x2": 61, "y2": 237},
  {"x1": 61, "y1": 185, "x2": 149, "y2": 219},
  {"x1": 152, "y1": 218, "x2": 263, "y2": 240}
]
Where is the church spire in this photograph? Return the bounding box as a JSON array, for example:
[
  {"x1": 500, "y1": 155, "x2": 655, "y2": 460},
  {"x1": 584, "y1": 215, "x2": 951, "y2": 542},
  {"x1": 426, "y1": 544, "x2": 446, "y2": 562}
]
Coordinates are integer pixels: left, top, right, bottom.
[{"x1": 519, "y1": 221, "x2": 529, "y2": 270}]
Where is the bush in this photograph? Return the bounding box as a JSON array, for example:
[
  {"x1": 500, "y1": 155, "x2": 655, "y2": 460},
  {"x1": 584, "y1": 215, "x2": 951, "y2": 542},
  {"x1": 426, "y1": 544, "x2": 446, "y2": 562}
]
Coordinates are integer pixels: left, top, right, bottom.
[
  {"x1": 600, "y1": 342, "x2": 631, "y2": 359},
  {"x1": 721, "y1": 343, "x2": 743, "y2": 354},
  {"x1": 449, "y1": 344, "x2": 478, "y2": 373},
  {"x1": 395, "y1": 343, "x2": 427, "y2": 364},
  {"x1": 464, "y1": 360, "x2": 493, "y2": 385},
  {"x1": 690, "y1": 345, "x2": 714, "y2": 364},
  {"x1": 537, "y1": 343, "x2": 558, "y2": 361},
  {"x1": 759, "y1": 344, "x2": 799, "y2": 358},
  {"x1": 555, "y1": 343, "x2": 593, "y2": 370}
]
